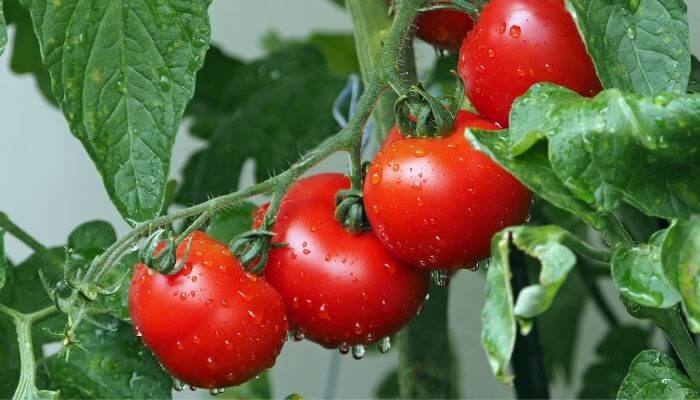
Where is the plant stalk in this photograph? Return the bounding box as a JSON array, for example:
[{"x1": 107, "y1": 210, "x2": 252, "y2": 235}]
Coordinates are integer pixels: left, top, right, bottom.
[
  {"x1": 510, "y1": 248, "x2": 550, "y2": 399},
  {"x1": 653, "y1": 307, "x2": 700, "y2": 387}
]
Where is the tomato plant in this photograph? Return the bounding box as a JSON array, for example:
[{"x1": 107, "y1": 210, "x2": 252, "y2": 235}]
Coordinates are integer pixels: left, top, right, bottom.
[
  {"x1": 129, "y1": 231, "x2": 288, "y2": 389},
  {"x1": 1, "y1": 0, "x2": 699, "y2": 399},
  {"x1": 457, "y1": 0, "x2": 602, "y2": 127},
  {"x1": 263, "y1": 174, "x2": 429, "y2": 349}
]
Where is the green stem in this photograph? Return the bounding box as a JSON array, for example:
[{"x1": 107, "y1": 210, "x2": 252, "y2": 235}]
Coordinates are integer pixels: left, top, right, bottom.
[
  {"x1": 0, "y1": 305, "x2": 60, "y2": 400},
  {"x1": 0, "y1": 212, "x2": 63, "y2": 269},
  {"x1": 599, "y1": 214, "x2": 635, "y2": 249},
  {"x1": 346, "y1": 0, "x2": 396, "y2": 140},
  {"x1": 561, "y1": 231, "x2": 614, "y2": 264},
  {"x1": 397, "y1": 285, "x2": 460, "y2": 398},
  {"x1": 653, "y1": 307, "x2": 700, "y2": 386}
]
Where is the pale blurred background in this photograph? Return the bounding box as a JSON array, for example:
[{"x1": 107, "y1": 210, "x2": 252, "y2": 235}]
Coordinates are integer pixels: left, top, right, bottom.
[{"x1": 1, "y1": 1, "x2": 699, "y2": 399}]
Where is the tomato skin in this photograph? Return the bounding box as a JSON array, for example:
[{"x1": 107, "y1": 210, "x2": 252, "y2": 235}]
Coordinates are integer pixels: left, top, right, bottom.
[
  {"x1": 415, "y1": 7, "x2": 473, "y2": 51},
  {"x1": 363, "y1": 111, "x2": 532, "y2": 270},
  {"x1": 457, "y1": 0, "x2": 601, "y2": 127},
  {"x1": 263, "y1": 174, "x2": 429, "y2": 348},
  {"x1": 129, "y1": 231, "x2": 287, "y2": 389}
]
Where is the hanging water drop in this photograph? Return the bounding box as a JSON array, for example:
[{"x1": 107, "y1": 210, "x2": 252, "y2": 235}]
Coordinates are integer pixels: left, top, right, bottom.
[
  {"x1": 209, "y1": 388, "x2": 225, "y2": 396},
  {"x1": 352, "y1": 344, "x2": 366, "y2": 360},
  {"x1": 339, "y1": 342, "x2": 351, "y2": 354},
  {"x1": 377, "y1": 337, "x2": 391, "y2": 353},
  {"x1": 291, "y1": 329, "x2": 305, "y2": 342},
  {"x1": 431, "y1": 270, "x2": 451, "y2": 287},
  {"x1": 172, "y1": 379, "x2": 185, "y2": 392}
]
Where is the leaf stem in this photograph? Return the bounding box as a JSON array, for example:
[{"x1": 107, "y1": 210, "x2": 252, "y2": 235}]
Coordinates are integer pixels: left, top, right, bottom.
[
  {"x1": 653, "y1": 306, "x2": 700, "y2": 387},
  {"x1": 0, "y1": 305, "x2": 60, "y2": 400},
  {"x1": 0, "y1": 212, "x2": 63, "y2": 269}
]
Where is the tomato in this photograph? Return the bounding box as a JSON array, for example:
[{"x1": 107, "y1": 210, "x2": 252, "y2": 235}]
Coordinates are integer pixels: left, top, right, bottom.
[
  {"x1": 415, "y1": 7, "x2": 473, "y2": 51},
  {"x1": 262, "y1": 174, "x2": 429, "y2": 349},
  {"x1": 457, "y1": 0, "x2": 601, "y2": 127},
  {"x1": 388, "y1": 1, "x2": 472, "y2": 51},
  {"x1": 129, "y1": 231, "x2": 287, "y2": 389},
  {"x1": 363, "y1": 111, "x2": 532, "y2": 270}
]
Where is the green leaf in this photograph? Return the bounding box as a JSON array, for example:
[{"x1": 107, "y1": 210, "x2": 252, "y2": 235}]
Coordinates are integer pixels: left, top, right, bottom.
[
  {"x1": 612, "y1": 244, "x2": 681, "y2": 309},
  {"x1": 481, "y1": 225, "x2": 592, "y2": 382},
  {"x1": 220, "y1": 372, "x2": 271, "y2": 399},
  {"x1": 689, "y1": 55, "x2": 700, "y2": 93},
  {"x1": 502, "y1": 84, "x2": 700, "y2": 219},
  {"x1": 466, "y1": 131, "x2": 607, "y2": 229},
  {"x1": 374, "y1": 369, "x2": 400, "y2": 399},
  {"x1": 263, "y1": 32, "x2": 360, "y2": 76},
  {"x1": 68, "y1": 221, "x2": 117, "y2": 255},
  {"x1": 569, "y1": 0, "x2": 690, "y2": 95},
  {"x1": 39, "y1": 319, "x2": 172, "y2": 399},
  {"x1": 21, "y1": 0, "x2": 212, "y2": 223},
  {"x1": 186, "y1": 46, "x2": 244, "y2": 140},
  {"x1": 2, "y1": 0, "x2": 55, "y2": 104},
  {"x1": 661, "y1": 216, "x2": 700, "y2": 333},
  {"x1": 178, "y1": 45, "x2": 344, "y2": 205},
  {"x1": 510, "y1": 226, "x2": 578, "y2": 321},
  {"x1": 206, "y1": 202, "x2": 256, "y2": 244},
  {"x1": 0, "y1": 370, "x2": 19, "y2": 399},
  {"x1": 0, "y1": 0, "x2": 7, "y2": 55},
  {"x1": 579, "y1": 326, "x2": 652, "y2": 398},
  {"x1": 397, "y1": 285, "x2": 459, "y2": 398},
  {"x1": 618, "y1": 350, "x2": 699, "y2": 399},
  {"x1": 481, "y1": 231, "x2": 516, "y2": 383},
  {"x1": 0, "y1": 229, "x2": 6, "y2": 291}
]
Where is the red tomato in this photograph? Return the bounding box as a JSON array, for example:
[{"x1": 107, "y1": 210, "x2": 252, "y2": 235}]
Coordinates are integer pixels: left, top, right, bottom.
[
  {"x1": 263, "y1": 174, "x2": 429, "y2": 348},
  {"x1": 129, "y1": 231, "x2": 287, "y2": 389},
  {"x1": 389, "y1": 0, "x2": 473, "y2": 51},
  {"x1": 416, "y1": 7, "x2": 474, "y2": 51},
  {"x1": 457, "y1": 0, "x2": 601, "y2": 127},
  {"x1": 363, "y1": 111, "x2": 532, "y2": 270}
]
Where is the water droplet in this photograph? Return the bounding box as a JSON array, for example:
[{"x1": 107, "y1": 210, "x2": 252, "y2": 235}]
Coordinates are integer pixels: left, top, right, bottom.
[
  {"x1": 431, "y1": 270, "x2": 451, "y2": 287},
  {"x1": 626, "y1": 25, "x2": 636, "y2": 40},
  {"x1": 224, "y1": 339, "x2": 233, "y2": 351},
  {"x1": 193, "y1": 335, "x2": 201, "y2": 344},
  {"x1": 378, "y1": 337, "x2": 391, "y2": 353},
  {"x1": 172, "y1": 379, "x2": 185, "y2": 391},
  {"x1": 134, "y1": 327, "x2": 142, "y2": 337},
  {"x1": 303, "y1": 249, "x2": 311, "y2": 255},
  {"x1": 352, "y1": 344, "x2": 366, "y2": 360},
  {"x1": 509, "y1": 25, "x2": 521, "y2": 38},
  {"x1": 414, "y1": 148, "x2": 427, "y2": 157},
  {"x1": 319, "y1": 304, "x2": 331, "y2": 320},
  {"x1": 498, "y1": 22, "x2": 506, "y2": 34},
  {"x1": 237, "y1": 290, "x2": 253, "y2": 302},
  {"x1": 209, "y1": 388, "x2": 225, "y2": 396},
  {"x1": 179, "y1": 292, "x2": 188, "y2": 301},
  {"x1": 487, "y1": 48, "x2": 495, "y2": 58},
  {"x1": 206, "y1": 357, "x2": 216, "y2": 369},
  {"x1": 353, "y1": 322, "x2": 364, "y2": 335},
  {"x1": 516, "y1": 67, "x2": 525, "y2": 77},
  {"x1": 339, "y1": 342, "x2": 351, "y2": 354},
  {"x1": 391, "y1": 164, "x2": 400, "y2": 172},
  {"x1": 384, "y1": 263, "x2": 396, "y2": 274},
  {"x1": 248, "y1": 309, "x2": 264, "y2": 325},
  {"x1": 175, "y1": 340, "x2": 184, "y2": 350},
  {"x1": 189, "y1": 385, "x2": 197, "y2": 391},
  {"x1": 116, "y1": 76, "x2": 126, "y2": 94},
  {"x1": 291, "y1": 329, "x2": 305, "y2": 341},
  {"x1": 371, "y1": 173, "x2": 381, "y2": 184}
]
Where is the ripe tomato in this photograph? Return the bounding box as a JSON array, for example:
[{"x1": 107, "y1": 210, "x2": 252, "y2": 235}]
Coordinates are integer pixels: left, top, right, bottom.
[
  {"x1": 363, "y1": 111, "x2": 532, "y2": 270},
  {"x1": 416, "y1": 7, "x2": 473, "y2": 51},
  {"x1": 388, "y1": 1, "x2": 472, "y2": 51},
  {"x1": 129, "y1": 231, "x2": 287, "y2": 389},
  {"x1": 457, "y1": 0, "x2": 601, "y2": 127},
  {"x1": 262, "y1": 174, "x2": 429, "y2": 348}
]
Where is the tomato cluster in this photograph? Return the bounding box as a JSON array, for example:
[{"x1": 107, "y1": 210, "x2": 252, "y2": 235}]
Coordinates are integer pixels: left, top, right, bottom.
[{"x1": 128, "y1": 0, "x2": 601, "y2": 390}]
